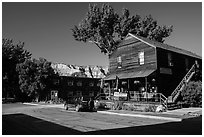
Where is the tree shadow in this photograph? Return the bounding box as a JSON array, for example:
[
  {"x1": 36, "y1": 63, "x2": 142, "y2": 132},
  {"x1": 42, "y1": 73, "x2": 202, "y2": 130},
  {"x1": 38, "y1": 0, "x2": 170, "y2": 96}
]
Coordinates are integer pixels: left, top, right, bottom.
[
  {"x1": 2, "y1": 113, "x2": 83, "y2": 135},
  {"x1": 3, "y1": 113, "x2": 202, "y2": 135}
]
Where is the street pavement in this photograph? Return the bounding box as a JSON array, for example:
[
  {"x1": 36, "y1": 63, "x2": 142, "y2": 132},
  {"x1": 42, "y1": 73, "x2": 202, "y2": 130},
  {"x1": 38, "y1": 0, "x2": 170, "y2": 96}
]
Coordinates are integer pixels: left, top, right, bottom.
[{"x1": 2, "y1": 103, "x2": 202, "y2": 135}]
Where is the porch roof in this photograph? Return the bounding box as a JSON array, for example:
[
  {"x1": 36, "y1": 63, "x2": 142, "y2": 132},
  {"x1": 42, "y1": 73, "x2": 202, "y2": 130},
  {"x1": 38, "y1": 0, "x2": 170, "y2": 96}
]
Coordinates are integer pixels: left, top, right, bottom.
[{"x1": 104, "y1": 69, "x2": 155, "y2": 80}]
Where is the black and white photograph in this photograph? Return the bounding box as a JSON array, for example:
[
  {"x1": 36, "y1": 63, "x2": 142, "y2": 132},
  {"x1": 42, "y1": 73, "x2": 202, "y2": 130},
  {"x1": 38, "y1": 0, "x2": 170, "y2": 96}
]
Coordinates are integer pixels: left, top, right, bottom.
[{"x1": 2, "y1": 1, "x2": 202, "y2": 135}]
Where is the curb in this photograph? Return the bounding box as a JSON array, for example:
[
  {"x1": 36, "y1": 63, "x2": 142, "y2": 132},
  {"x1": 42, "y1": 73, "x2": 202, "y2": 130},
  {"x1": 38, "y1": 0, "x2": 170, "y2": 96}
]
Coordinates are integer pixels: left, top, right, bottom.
[
  {"x1": 97, "y1": 111, "x2": 182, "y2": 122},
  {"x1": 23, "y1": 103, "x2": 39, "y2": 106},
  {"x1": 23, "y1": 103, "x2": 64, "y2": 108}
]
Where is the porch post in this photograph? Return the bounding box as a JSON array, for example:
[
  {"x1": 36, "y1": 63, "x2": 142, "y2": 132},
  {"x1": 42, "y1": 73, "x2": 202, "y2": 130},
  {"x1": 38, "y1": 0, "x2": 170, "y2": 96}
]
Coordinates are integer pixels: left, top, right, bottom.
[
  {"x1": 128, "y1": 79, "x2": 130, "y2": 101},
  {"x1": 109, "y1": 81, "x2": 111, "y2": 100},
  {"x1": 128, "y1": 79, "x2": 130, "y2": 89},
  {"x1": 145, "y1": 77, "x2": 148, "y2": 92}
]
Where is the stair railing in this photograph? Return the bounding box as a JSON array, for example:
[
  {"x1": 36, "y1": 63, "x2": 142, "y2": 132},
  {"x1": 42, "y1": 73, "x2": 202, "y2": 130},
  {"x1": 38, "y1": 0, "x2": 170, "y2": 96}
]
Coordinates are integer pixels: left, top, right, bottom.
[
  {"x1": 159, "y1": 93, "x2": 168, "y2": 109},
  {"x1": 171, "y1": 64, "x2": 195, "y2": 102}
]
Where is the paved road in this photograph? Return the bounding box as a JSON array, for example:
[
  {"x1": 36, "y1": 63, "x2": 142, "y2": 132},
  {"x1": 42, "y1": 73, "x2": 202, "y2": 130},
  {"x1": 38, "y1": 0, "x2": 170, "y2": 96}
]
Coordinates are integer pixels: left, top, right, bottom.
[{"x1": 2, "y1": 103, "x2": 202, "y2": 135}]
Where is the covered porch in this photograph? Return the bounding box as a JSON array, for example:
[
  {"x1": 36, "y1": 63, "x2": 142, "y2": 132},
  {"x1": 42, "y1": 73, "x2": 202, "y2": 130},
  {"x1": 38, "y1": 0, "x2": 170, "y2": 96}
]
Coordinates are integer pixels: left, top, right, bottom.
[{"x1": 102, "y1": 69, "x2": 160, "y2": 102}]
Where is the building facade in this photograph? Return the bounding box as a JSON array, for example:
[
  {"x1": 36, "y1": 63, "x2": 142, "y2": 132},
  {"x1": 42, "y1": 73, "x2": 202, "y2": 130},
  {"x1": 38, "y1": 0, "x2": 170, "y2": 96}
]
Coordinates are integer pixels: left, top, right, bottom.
[
  {"x1": 104, "y1": 33, "x2": 202, "y2": 101},
  {"x1": 51, "y1": 76, "x2": 101, "y2": 102}
]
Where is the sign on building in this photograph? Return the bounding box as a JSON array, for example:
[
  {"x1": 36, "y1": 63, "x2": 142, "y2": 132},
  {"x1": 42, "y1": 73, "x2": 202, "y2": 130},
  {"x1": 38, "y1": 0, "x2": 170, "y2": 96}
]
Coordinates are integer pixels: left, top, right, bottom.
[{"x1": 114, "y1": 92, "x2": 127, "y2": 97}]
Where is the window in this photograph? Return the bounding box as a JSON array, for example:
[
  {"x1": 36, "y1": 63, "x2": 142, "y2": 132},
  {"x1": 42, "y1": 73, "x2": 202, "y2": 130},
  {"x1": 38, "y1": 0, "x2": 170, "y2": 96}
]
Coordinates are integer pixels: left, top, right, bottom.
[
  {"x1": 97, "y1": 81, "x2": 101, "y2": 87},
  {"x1": 67, "y1": 81, "x2": 74, "y2": 86},
  {"x1": 89, "y1": 81, "x2": 94, "y2": 87},
  {"x1": 185, "y1": 58, "x2": 189, "y2": 71},
  {"x1": 53, "y1": 79, "x2": 59, "y2": 85},
  {"x1": 77, "y1": 81, "x2": 82, "y2": 86},
  {"x1": 89, "y1": 91, "x2": 94, "y2": 97},
  {"x1": 117, "y1": 56, "x2": 122, "y2": 68},
  {"x1": 68, "y1": 91, "x2": 73, "y2": 97},
  {"x1": 168, "y1": 53, "x2": 173, "y2": 66},
  {"x1": 76, "y1": 91, "x2": 82, "y2": 96},
  {"x1": 138, "y1": 51, "x2": 144, "y2": 65}
]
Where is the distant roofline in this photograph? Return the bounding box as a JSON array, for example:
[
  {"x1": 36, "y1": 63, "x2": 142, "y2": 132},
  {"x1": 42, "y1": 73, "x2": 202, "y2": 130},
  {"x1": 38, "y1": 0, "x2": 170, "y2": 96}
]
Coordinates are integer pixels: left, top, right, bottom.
[
  {"x1": 127, "y1": 33, "x2": 202, "y2": 59},
  {"x1": 60, "y1": 75, "x2": 101, "y2": 79},
  {"x1": 51, "y1": 62, "x2": 108, "y2": 68}
]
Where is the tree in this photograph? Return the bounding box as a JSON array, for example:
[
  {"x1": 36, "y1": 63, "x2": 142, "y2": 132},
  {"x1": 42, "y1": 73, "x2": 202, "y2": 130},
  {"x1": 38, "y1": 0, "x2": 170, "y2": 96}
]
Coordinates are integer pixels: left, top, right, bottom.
[
  {"x1": 17, "y1": 58, "x2": 58, "y2": 102},
  {"x1": 2, "y1": 39, "x2": 31, "y2": 100},
  {"x1": 181, "y1": 81, "x2": 202, "y2": 107},
  {"x1": 72, "y1": 4, "x2": 173, "y2": 55}
]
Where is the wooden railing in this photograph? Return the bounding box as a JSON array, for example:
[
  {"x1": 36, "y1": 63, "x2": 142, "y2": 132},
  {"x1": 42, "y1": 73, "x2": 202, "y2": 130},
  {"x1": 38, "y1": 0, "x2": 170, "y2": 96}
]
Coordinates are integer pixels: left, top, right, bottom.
[
  {"x1": 159, "y1": 93, "x2": 168, "y2": 108},
  {"x1": 95, "y1": 92, "x2": 168, "y2": 108}
]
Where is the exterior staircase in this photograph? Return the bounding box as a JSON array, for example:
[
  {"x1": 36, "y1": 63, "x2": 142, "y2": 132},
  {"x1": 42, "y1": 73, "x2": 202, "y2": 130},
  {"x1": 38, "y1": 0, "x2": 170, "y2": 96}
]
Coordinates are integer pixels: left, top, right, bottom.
[{"x1": 167, "y1": 64, "x2": 196, "y2": 104}]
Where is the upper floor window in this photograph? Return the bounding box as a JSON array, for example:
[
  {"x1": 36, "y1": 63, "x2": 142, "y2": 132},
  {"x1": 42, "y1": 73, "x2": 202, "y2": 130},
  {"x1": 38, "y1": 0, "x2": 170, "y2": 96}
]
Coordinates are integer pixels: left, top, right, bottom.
[
  {"x1": 138, "y1": 51, "x2": 144, "y2": 65},
  {"x1": 168, "y1": 53, "x2": 173, "y2": 66},
  {"x1": 77, "y1": 81, "x2": 82, "y2": 86},
  {"x1": 53, "y1": 79, "x2": 59, "y2": 85},
  {"x1": 97, "y1": 81, "x2": 101, "y2": 87},
  {"x1": 117, "y1": 56, "x2": 122, "y2": 68},
  {"x1": 89, "y1": 91, "x2": 94, "y2": 97},
  {"x1": 185, "y1": 58, "x2": 189, "y2": 71},
  {"x1": 76, "y1": 91, "x2": 82, "y2": 96},
  {"x1": 89, "y1": 81, "x2": 94, "y2": 87}
]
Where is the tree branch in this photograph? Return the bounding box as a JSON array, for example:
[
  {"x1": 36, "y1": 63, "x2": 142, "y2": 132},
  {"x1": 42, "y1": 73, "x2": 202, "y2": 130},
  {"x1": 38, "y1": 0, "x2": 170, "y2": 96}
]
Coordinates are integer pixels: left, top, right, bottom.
[{"x1": 88, "y1": 40, "x2": 110, "y2": 54}]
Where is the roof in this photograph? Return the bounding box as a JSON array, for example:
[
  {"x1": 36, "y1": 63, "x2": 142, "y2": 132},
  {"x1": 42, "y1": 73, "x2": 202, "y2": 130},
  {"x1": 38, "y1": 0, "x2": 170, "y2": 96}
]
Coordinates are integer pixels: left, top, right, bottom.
[
  {"x1": 128, "y1": 33, "x2": 202, "y2": 59},
  {"x1": 104, "y1": 69, "x2": 155, "y2": 80},
  {"x1": 60, "y1": 75, "x2": 100, "y2": 80}
]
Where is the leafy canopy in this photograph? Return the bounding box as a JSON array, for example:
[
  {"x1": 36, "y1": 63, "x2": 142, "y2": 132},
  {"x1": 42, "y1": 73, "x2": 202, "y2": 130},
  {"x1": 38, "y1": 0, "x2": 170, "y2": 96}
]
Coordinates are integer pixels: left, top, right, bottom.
[
  {"x1": 16, "y1": 58, "x2": 58, "y2": 101},
  {"x1": 181, "y1": 81, "x2": 202, "y2": 107},
  {"x1": 72, "y1": 4, "x2": 173, "y2": 55},
  {"x1": 2, "y1": 39, "x2": 31, "y2": 99}
]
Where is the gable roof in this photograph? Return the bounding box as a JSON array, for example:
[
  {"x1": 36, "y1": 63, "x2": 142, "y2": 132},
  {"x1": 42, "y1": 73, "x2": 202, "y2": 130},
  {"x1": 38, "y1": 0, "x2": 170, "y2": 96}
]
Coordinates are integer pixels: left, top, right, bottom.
[{"x1": 128, "y1": 33, "x2": 202, "y2": 59}]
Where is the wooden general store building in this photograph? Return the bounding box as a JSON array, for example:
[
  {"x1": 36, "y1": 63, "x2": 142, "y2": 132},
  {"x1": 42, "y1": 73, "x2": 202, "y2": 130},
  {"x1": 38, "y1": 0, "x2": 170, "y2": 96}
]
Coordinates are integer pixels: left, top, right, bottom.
[{"x1": 103, "y1": 33, "x2": 202, "y2": 102}]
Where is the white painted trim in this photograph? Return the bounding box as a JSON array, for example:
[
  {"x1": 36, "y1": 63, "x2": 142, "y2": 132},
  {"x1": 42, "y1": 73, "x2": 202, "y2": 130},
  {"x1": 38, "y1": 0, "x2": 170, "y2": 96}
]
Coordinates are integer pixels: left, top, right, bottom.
[
  {"x1": 23, "y1": 103, "x2": 39, "y2": 106},
  {"x1": 97, "y1": 111, "x2": 182, "y2": 122},
  {"x1": 128, "y1": 33, "x2": 156, "y2": 49}
]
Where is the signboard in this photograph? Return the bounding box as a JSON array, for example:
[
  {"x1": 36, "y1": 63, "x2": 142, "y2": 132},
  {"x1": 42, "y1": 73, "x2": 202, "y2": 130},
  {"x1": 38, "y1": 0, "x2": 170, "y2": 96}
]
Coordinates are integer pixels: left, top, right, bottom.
[{"x1": 114, "y1": 92, "x2": 127, "y2": 97}]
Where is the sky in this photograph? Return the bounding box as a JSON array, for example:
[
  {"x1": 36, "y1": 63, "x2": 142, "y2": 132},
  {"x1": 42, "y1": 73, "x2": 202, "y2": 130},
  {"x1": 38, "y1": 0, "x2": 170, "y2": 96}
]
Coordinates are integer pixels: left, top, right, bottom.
[{"x1": 2, "y1": 2, "x2": 202, "y2": 66}]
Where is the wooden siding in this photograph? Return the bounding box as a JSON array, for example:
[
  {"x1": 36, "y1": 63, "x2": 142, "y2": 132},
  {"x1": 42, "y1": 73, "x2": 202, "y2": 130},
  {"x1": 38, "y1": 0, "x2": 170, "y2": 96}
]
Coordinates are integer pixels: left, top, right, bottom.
[
  {"x1": 156, "y1": 48, "x2": 202, "y2": 96},
  {"x1": 109, "y1": 36, "x2": 157, "y2": 74}
]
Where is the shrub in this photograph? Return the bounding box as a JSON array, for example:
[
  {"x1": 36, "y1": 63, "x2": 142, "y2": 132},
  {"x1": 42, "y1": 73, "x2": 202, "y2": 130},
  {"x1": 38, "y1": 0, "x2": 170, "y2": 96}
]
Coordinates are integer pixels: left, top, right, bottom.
[
  {"x1": 144, "y1": 105, "x2": 157, "y2": 112},
  {"x1": 95, "y1": 101, "x2": 107, "y2": 109},
  {"x1": 181, "y1": 81, "x2": 202, "y2": 107},
  {"x1": 112, "y1": 101, "x2": 124, "y2": 110}
]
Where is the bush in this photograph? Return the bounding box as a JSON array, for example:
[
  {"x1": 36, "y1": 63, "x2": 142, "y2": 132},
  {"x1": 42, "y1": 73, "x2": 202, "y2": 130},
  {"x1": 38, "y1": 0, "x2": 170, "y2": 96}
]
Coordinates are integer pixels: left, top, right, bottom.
[
  {"x1": 112, "y1": 101, "x2": 124, "y2": 110},
  {"x1": 122, "y1": 103, "x2": 135, "y2": 111},
  {"x1": 144, "y1": 105, "x2": 157, "y2": 112},
  {"x1": 181, "y1": 81, "x2": 202, "y2": 107},
  {"x1": 95, "y1": 101, "x2": 107, "y2": 109}
]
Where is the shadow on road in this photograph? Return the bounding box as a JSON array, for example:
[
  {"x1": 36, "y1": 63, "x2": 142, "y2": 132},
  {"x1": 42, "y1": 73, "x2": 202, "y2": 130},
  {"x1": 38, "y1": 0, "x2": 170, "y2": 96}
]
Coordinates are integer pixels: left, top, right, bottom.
[
  {"x1": 2, "y1": 113, "x2": 83, "y2": 135},
  {"x1": 3, "y1": 113, "x2": 202, "y2": 135}
]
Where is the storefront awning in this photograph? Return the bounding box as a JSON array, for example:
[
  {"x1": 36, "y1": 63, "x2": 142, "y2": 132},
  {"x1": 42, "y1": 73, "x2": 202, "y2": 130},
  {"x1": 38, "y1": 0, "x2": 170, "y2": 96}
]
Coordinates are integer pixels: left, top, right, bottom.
[{"x1": 104, "y1": 69, "x2": 155, "y2": 80}]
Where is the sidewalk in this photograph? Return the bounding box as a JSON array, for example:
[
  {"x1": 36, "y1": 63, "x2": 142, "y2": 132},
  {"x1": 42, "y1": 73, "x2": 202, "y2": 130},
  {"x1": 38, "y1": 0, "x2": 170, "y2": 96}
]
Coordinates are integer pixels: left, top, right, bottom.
[{"x1": 97, "y1": 107, "x2": 202, "y2": 122}]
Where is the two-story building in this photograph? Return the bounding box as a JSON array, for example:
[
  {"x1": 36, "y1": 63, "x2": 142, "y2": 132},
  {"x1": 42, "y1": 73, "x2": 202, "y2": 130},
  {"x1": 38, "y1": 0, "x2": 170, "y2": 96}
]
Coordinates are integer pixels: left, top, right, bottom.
[
  {"x1": 103, "y1": 33, "x2": 201, "y2": 102},
  {"x1": 51, "y1": 76, "x2": 101, "y2": 102}
]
